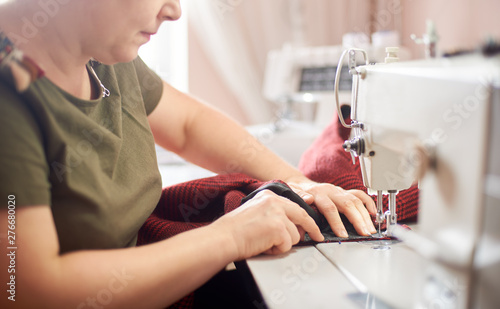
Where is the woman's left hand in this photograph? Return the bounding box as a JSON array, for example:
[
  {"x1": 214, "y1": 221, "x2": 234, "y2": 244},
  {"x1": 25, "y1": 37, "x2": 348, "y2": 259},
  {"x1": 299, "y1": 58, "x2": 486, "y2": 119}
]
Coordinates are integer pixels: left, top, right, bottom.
[{"x1": 285, "y1": 177, "x2": 377, "y2": 238}]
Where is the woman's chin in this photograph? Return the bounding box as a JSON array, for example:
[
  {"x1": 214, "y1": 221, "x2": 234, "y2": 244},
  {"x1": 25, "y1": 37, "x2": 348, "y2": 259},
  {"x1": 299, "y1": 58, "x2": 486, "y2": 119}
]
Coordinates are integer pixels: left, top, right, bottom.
[{"x1": 93, "y1": 49, "x2": 139, "y2": 65}]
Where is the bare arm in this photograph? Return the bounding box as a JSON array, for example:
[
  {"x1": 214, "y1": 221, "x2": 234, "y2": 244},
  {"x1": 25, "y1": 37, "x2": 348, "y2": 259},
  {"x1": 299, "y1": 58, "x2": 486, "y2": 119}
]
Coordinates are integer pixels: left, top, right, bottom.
[
  {"x1": 148, "y1": 81, "x2": 302, "y2": 181},
  {"x1": 148, "y1": 82, "x2": 377, "y2": 237},
  {"x1": 0, "y1": 193, "x2": 323, "y2": 308}
]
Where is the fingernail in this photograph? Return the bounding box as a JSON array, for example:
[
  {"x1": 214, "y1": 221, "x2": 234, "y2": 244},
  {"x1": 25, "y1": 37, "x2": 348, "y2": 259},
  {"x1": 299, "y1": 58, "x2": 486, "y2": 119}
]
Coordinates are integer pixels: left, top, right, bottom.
[
  {"x1": 301, "y1": 193, "x2": 313, "y2": 200},
  {"x1": 340, "y1": 230, "x2": 348, "y2": 238},
  {"x1": 364, "y1": 228, "x2": 372, "y2": 236}
]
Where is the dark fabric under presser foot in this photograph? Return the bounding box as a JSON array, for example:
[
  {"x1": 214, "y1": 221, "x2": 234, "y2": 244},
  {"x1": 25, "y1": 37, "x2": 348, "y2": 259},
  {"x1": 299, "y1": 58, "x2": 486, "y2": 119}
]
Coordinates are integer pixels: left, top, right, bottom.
[{"x1": 240, "y1": 182, "x2": 396, "y2": 245}]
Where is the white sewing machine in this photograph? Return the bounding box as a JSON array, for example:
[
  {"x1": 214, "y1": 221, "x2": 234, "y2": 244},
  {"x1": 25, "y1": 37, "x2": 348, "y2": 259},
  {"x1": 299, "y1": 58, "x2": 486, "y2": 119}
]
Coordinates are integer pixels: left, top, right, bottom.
[
  {"x1": 251, "y1": 44, "x2": 410, "y2": 167},
  {"x1": 335, "y1": 48, "x2": 500, "y2": 308},
  {"x1": 245, "y1": 49, "x2": 500, "y2": 309}
]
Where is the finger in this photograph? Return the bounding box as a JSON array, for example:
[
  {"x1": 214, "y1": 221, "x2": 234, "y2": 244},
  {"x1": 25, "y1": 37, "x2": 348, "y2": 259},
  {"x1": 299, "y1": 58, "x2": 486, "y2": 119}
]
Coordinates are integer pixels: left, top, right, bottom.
[
  {"x1": 269, "y1": 219, "x2": 294, "y2": 254},
  {"x1": 282, "y1": 200, "x2": 324, "y2": 242},
  {"x1": 353, "y1": 199, "x2": 377, "y2": 234},
  {"x1": 284, "y1": 217, "x2": 301, "y2": 245},
  {"x1": 263, "y1": 195, "x2": 301, "y2": 253},
  {"x1": 340, "y1": 200, "x2": 372, "y2": 236},
  {"x1": 350, "y1": 190, "x2": 377, "y2": 214},
  {"x1": 297, "y1": 191, "x2": 314, "y2": 204},
  {"x1": 314, "y1": 194, "x2": 348, "y2": 238},
  {"x1": 297, "y1": 226, "x2": 306, "y2": 241},
  {"x1": 289, "y1": 185, "x2": 314, "y2": 204},
  {"x1": 241, "y1": 191, "x2": 298, "y2": 254}
]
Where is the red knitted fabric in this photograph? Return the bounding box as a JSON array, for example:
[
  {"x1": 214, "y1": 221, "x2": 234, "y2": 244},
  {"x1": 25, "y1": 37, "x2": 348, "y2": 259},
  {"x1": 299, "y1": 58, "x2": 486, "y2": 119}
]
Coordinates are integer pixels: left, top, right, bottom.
[
  {"x1": 298, "y1": 114, "x2": 419, "y2": 227},
  {"x1": 137, "y1": 173, "x2": 264, "y2": 246}
]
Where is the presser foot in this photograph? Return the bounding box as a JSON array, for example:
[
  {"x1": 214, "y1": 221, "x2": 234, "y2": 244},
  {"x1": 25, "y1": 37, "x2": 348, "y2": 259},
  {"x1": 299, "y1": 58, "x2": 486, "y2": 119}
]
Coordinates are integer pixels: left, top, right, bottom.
[{"x1": 368, "y1": 238, "x2": 400, "y2": 250}]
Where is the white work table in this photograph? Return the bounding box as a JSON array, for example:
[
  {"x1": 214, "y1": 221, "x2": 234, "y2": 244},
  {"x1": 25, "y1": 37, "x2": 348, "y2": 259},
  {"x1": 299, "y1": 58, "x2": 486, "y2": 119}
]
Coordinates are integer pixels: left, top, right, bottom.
[{"x1": 245, "y1": 239, "x2": 427, "y2": 309}]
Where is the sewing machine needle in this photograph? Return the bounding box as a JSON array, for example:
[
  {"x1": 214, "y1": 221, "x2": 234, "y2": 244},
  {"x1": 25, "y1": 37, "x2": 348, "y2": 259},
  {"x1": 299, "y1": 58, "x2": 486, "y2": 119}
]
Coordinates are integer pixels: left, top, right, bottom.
[{"x1": 376, "y1": 190, "x2": 384, "y2": 237}]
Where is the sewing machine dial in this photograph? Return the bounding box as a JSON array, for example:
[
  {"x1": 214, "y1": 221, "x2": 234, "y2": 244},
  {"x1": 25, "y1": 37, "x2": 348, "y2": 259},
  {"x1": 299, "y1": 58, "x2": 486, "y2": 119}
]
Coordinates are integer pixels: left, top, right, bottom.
[{"x1": 342, "y1": 135, "x2": 365, "y2": 158}]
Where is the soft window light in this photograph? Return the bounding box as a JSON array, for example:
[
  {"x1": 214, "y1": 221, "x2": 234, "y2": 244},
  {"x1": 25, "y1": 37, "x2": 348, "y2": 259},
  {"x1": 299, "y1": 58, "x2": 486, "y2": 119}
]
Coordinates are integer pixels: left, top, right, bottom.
[{"x1": 139, "y1": 4, "x2": 188, "y2": 92}]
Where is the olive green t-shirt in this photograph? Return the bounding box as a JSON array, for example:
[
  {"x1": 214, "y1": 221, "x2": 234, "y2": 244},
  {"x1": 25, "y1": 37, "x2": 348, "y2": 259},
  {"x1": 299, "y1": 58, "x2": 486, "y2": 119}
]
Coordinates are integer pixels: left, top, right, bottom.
[{"x1": 0, "y1": 51, "x2": 163, "y2": 253}]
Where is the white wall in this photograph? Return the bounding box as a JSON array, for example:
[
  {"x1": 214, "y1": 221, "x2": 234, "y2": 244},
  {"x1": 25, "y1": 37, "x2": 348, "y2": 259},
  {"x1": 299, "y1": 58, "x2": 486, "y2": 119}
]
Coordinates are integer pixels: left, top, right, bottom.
[{"x1": 187, "y1": 0, "x2": 500, "y2": 125}]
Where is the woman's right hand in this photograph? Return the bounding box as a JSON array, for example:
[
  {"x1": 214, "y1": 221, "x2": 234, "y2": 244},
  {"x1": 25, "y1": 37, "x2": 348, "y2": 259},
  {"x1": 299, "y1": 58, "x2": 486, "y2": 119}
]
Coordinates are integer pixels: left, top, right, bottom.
[{"x1": 210, "y1": 190, "x2": 324, "y2": 261}]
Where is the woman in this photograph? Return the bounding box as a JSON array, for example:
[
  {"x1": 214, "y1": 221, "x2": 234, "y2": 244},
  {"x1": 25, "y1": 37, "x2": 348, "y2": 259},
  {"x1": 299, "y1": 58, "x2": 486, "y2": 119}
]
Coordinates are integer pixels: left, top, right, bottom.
[{"x1": 0, "y1": 0, "x2": 376, "y2": 308}]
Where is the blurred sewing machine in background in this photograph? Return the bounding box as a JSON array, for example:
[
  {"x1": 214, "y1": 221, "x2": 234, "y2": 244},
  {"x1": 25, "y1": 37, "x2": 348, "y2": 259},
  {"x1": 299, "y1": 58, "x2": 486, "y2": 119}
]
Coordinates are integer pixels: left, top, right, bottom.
[
  {"x1": 336, "y1": 46, "x2": 500, "y2": 308},
  {"x1": 249, "y1": 43, "x2": 411, "y2": 166},
  {"x1": 263, "y1": 42, "x2": 411, "y2": 128}
]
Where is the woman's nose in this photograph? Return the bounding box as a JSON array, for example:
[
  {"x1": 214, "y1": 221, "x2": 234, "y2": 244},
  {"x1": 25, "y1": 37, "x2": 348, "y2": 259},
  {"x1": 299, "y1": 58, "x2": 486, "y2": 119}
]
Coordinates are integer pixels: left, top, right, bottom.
[{"x1": 160, "y1": 0, "x2": 182, "y2": 21}]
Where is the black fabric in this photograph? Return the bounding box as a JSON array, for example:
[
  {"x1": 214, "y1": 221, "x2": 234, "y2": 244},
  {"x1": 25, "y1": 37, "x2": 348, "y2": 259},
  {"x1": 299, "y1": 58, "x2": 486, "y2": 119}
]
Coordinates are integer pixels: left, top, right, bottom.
[
  {"x1": 193, "y1": 267, "x2": 262, "y2": 309},
  {"x1": 240, "y1": 182, "x2": 325, "y2": 230},
  {"x1": 241, "y1": 181, "x2": 394, "y2": 245}
]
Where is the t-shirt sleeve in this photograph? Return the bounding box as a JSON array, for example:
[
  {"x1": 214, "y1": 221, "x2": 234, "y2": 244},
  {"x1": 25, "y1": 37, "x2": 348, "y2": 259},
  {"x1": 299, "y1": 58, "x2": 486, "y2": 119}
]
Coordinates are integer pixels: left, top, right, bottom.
[
  {"x1": 0, "y1": 82, "x2": 51, "y2": 207},
  {"x1": 132, "y1": 57, "x2": 164, "y2": 115}
]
